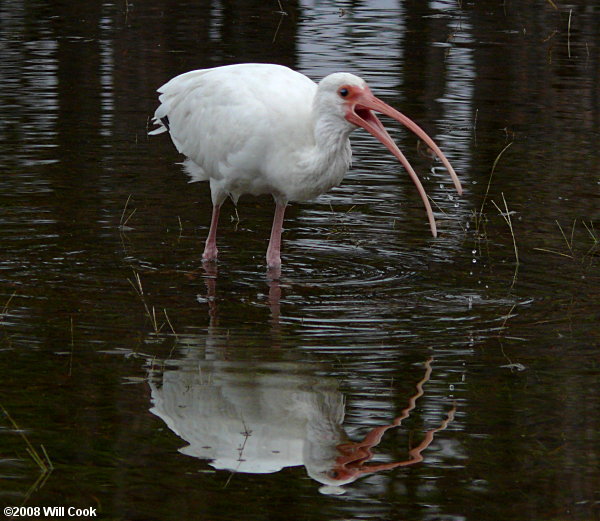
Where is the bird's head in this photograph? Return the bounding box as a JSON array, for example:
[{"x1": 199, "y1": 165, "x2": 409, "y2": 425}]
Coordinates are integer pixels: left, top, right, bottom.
[
  {"x1": 316, "y1": 73, "x2": 390, "y2": 137},
  {"x1": 316, "y1": 72, "x2": 462, "y2": 237}
]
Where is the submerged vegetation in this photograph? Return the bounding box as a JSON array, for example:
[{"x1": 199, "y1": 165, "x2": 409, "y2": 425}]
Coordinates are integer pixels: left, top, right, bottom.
[
  {"x1": 534, "y1": 219, "x2": 598, "y2": 266},
  {"x1": 128, "y1": 270, "x2": 177, "y2": 337},
  {"x1": 469, "y1": 139, "x2": 597, "y2": 291},
  {"x1": 0, "y1": 405, "x2": 54, "y2": 503}
]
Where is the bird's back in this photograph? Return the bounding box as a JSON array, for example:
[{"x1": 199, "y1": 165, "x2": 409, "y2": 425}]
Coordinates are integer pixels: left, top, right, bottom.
[{"x1": 150, "y1": 64, "x2": 318, "y2": 194}]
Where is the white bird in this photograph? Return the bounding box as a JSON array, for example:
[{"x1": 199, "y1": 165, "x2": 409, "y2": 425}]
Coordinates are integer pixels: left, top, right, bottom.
[{"x1": 150, "y1": 63, "x2": 462, "y2": 272}]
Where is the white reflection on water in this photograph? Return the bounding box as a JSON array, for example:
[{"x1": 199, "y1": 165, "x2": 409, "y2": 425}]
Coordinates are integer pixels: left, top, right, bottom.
[
  {"x1": 433, "y1": 5, "x2": 475, "y2": 177},
  {"x1": 297, "y1": 0, "x2": 404, "y2": 91},
  {"x1": 99, "y1": 4, "x2": 115, "y2": 138},
  {"x1": 0, "y1": 25, "x2": 58, "y2": 168}
]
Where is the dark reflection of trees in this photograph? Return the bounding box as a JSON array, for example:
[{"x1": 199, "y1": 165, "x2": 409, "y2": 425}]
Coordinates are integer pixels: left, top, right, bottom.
[
  {"x1": 464, "y1": 7, "x2": 600, "y2": 519},
  {"x1": 129, "y1": 0, "x2": 300, "y2": 80},
  {"x1": 394, "y1": 4, "x2": 600, "y2": 520},
  {"x1": 402, "y1": 1, "x2": 443, "y2": 111},
  {"x1": 52, "y1": 2, "x2": 104, "y2": 228},
  {"x1": 467, "y1": 3, "x2": 599, "y2": 209}
]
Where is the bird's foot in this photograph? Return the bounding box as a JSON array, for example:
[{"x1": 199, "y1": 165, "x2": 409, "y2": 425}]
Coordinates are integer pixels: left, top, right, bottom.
[
  {"x1": 266, "y1": 253, "x2": 282, "y2": 280},
  {"x1": 266, "y1": 252, "x2": 281, "y2": 269},
  {"x1": 202, "y1": 246, "x2": 218, "y2": 263},
  {"x1": 266, "y1": 264, "x2": 281, "y2": 281}
]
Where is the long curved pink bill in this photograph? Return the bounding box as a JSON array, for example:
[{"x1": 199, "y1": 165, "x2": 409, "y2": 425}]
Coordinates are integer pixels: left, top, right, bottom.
[
  {"x1": 347, "y1": 89, "x2": 462, "y2": 237},
  {"x1": 364, "y1": 94, "x2": 462, "y2": 195},
  {"x1": 347, "y1": 105, "x2": 436, "y2": 236},
  {"x1": 391, "y1": 110, "x2": 462, "y2": 195},
  {"x1": 381, "y1": 133, "x2": 438, "y2": 237}
]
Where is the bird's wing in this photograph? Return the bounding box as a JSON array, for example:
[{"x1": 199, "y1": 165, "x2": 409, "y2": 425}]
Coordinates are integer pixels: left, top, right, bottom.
[{"x1": 150, "y1": 64, "x2": 317, "y2": 180}]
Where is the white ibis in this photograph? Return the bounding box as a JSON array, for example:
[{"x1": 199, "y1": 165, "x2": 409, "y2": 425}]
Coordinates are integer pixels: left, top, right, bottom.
[{"x1": 150, "y1": 63, "x2": 462, "y2": 271}]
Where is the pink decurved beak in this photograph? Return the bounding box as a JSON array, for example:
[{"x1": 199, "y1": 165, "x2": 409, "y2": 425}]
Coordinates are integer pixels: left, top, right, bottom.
[{"x1": 345, "y1": 87, "x2": 462, "y2": 237}]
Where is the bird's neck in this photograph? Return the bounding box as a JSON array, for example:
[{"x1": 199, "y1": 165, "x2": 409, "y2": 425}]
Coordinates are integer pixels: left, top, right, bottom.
[
  {"x1": 282, "y1": 114, "x2": 353, "y2": 203},
  {"x1": 306, "y1": 114, "x2": 353, "y2": 174},
  {"x1": 314, "y1": 112, "x2": 354, "y2": 151}
]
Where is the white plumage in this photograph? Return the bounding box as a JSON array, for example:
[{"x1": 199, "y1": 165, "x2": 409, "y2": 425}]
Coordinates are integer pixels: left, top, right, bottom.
[{"x1": 150, "y1": 63, "x2": 461, "y2": 273}]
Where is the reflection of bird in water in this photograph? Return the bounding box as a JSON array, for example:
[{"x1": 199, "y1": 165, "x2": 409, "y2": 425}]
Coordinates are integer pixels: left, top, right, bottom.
[
  {"x1": 149, "y1": 63, "x2": 461, "y2": 274},
  {"x1": 148, "y1": 354, "x2": 455, "y2": 494}
]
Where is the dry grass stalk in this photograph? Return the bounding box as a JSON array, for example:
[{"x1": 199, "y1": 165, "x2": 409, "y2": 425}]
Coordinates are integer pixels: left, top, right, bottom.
[
  {"x1": 474, "y1": 142, "x2": 513, "y2": 234},
  {"x1": 491, "y1": 192, "x2": 519, "y2": 287},
  {"x1": 1, "y1": 405, "x2": 53, "y2": 474}
]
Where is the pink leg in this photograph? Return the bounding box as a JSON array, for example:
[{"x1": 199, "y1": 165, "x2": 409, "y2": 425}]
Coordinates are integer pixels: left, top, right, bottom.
[
  {"x1": 266, "y1": 202, "x2": 287, "y2": 270},
  {"x1": 202, "y1": 204, "x2": 221, "y2": 262}
]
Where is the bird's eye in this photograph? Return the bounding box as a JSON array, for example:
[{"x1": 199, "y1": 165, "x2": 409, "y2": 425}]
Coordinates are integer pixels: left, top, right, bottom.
[{"x1": 338, "y1": 87, "x2": 349, "y2": 98}]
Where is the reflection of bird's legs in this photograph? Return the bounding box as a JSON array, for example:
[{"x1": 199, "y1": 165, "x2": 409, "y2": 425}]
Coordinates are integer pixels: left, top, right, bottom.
[
  {"x1": 266, "y1": 275, "x2": 282, "y2": 348},
  {"x1": 202, "y1": 262, "x2": 218, "y2": 327}
]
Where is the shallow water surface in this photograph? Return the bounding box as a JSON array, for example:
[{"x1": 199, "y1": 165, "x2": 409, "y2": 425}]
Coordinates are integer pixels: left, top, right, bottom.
[{"x1": 1, "y1": 1, "x2": 599, "y2": 520}]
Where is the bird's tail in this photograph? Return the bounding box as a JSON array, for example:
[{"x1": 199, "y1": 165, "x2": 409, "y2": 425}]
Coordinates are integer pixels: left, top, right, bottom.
[{"x1": 148, "y1": 114, "x2": 169, "y2": 135}]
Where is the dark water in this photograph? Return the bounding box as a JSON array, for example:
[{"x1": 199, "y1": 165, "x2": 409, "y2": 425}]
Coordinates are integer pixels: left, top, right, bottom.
[{"x1": 1, "y1": 1, "x2": 599, "y2": 520}]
